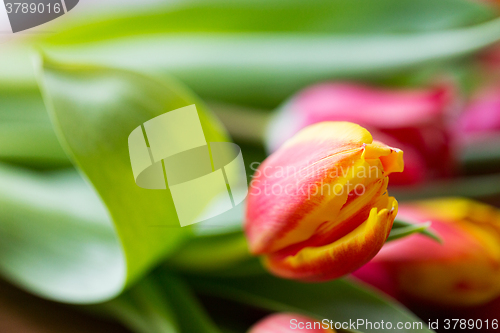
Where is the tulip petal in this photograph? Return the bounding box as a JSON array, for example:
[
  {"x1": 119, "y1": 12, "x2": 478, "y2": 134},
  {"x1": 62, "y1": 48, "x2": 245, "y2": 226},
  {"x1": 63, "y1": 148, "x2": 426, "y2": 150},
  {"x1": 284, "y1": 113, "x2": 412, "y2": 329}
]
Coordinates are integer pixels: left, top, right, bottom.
[
  {"x1": 264, "y1": 198, "x2": 397, "y2": 281},
  {"x1": 367, "y1": 141, "x2": 404, "y2": 175}
]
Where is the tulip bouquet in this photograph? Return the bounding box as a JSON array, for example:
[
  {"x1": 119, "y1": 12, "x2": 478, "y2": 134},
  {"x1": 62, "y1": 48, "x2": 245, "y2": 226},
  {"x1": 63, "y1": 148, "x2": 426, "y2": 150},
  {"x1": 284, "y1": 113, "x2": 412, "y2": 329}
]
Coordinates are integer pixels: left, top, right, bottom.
[{"x1": 1, "y1": 1, "x2": 500, "y2": 333}]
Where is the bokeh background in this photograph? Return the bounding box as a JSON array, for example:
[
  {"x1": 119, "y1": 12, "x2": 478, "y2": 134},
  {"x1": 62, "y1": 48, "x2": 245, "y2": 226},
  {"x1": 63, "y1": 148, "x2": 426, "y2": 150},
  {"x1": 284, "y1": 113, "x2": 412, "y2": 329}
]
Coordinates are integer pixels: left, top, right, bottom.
[{"x1": 1, "y1": 0, "x2": 500, "y2": 332}]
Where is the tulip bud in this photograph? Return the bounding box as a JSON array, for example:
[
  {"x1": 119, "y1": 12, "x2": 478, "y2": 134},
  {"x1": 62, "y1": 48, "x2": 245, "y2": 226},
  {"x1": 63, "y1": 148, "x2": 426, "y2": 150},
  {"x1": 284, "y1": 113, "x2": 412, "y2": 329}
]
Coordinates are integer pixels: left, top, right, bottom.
[
  {"x1": 248, "y1": 313, "x2": 335, "y2": 333},
  {"x1": 266, "y1": 82, "x2": 455, "y2": 185},
  {"x1": 245, "y1": 122, "x2": 403, "y2": 281},
  {"x1": 353, "y1": 198, "x2": 500, "y2": 306}
]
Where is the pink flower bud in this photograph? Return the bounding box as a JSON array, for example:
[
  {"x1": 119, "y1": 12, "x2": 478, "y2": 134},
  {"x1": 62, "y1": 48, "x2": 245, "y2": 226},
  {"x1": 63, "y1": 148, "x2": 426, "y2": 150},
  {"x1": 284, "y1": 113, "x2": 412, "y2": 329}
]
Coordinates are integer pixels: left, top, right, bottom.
[{"x1": 266, "y1": 82, "x2": 455, "y2": 185}]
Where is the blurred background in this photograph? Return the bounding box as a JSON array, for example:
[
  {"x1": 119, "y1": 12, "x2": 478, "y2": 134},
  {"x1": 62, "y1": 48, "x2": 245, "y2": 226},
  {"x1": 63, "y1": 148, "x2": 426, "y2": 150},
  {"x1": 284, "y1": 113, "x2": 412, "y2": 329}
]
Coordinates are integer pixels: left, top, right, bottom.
[{"x1": 1, "y1": 0, "x2": 500, "y2": 332}]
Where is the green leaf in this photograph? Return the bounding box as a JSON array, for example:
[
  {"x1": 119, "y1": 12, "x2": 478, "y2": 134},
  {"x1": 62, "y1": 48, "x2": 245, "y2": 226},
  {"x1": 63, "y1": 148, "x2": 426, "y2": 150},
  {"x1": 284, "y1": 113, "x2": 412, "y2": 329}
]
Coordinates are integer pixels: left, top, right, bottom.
[
  {"x1": 0, "y1": 90, "x2": 69, "y2": 167},
  {"x1": 0, "y1": 164, "x2": 123, "y2": 303},
  {"x1": 0, "y1": 57, "x2": 230, "y2": 303},
  {"x1": 1, "y1": 1, "x2": 499, "y2": 108},
  {"x1": 43, "y1": 0, "x2": 494, "y2": 45},
  {"x1": 166, "y1": 232, "x2": 251, "y2": 273},
  {"x1": 0, "y1": 1, "x2": 499, "y2": 111},
  {"x1": 98, "y1": 273, "x2": 221, "y2": 333},
  {"x1": 187, "y1": 274, "x2": 433, "y2": 333},
  {"x1": 388, "y1": 219, "x2": 442, "y2": 243},
  {"x1": 37, "y1": 15, "x2": 500, "y2": 107}
]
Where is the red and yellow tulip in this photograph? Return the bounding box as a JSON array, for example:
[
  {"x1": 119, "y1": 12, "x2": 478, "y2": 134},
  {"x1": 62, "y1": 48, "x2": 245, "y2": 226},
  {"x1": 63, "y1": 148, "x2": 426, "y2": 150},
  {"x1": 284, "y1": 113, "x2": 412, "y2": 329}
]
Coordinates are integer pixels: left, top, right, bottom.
[
  {"x1": 245, "y1": 122, "x2": 404, "y2": 281},
  {"x1": 353, "y1": 198, "x2": 500, "y2": 306},
  {"x1": 248, "y1": 313, "x2": 335, "y2": 333}
]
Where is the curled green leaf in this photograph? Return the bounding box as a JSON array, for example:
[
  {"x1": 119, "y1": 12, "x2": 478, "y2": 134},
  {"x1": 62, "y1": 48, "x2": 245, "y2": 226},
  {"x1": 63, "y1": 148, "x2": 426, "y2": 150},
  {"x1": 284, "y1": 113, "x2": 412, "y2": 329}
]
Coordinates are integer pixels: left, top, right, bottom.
[{"x1": 0, "y1": 57, "x2": 229, "y2": 303}]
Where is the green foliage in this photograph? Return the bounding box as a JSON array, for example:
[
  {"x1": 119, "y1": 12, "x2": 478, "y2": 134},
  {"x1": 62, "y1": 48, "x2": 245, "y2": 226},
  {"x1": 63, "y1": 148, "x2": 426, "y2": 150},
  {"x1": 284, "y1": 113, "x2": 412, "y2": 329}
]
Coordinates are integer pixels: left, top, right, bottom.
[
  {"x1": 0, "y1": 90, "x2": 68, "y2": 167},
  {"x1": 1, "y1": 56, "x2": 230, "y2": 303},
  {"x1": 0, "y1": 164, "x2": 122, "y2": 303},
  {"x1": 43, "y1": 0, "x2": 494, "y2": 45},
  {"x1": 100, "y1": 273, "x2": 221, "y2": 333},
  {"x1": 36, "y1": 15, "x2": 500, "y2": 107},
  {"x1": 188, "y1": 274, "x2": 433, "y2": 333}
]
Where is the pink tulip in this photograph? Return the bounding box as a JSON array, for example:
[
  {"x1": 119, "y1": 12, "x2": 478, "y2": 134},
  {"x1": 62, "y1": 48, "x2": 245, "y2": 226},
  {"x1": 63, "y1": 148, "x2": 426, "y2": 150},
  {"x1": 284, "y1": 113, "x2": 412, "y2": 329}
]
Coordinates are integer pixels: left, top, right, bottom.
[
  {"x1": 248, "y1": 313, "x2": 335, "y2": 333},
  {"x1": 266, "y1": 82, "x2": 456, "y2": 185}
]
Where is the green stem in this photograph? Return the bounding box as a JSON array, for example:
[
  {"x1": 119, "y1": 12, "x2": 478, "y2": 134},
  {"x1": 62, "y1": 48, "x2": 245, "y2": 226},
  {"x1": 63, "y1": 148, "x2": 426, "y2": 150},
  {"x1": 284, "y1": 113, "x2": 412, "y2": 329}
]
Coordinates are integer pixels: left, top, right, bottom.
[
  {"x1": 388, "y1": 219, "x2": 441, "y2": 243},
  {"x1": 208, "y1": 102, "x2": 270, "y2": 144},
  {"x1": 93, "y1": 273, "x2": 221, "y2": 333},
  {"x1": 92, "y1": 276, "x2": 178, "y2": 333},
  {"x1": 164, "y1": 232, "x2": 264, "y2": 276}
]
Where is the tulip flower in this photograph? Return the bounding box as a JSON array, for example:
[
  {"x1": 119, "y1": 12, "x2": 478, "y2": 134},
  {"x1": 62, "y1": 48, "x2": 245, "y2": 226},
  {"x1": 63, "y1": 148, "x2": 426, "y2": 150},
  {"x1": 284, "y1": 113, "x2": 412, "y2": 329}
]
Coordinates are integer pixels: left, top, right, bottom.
[
  {"x1": 248, "y1": 313, "x2": 335, "y2": 333},
  {"x1": 265, "y1": 82, "x2": 455, "y2": 185},
  {"x1": 245, "y1": 121, "x2": 404, "y2": 281},
  {"x1": 353, "y1": 198, "x2": 500, "y2": 307}
]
